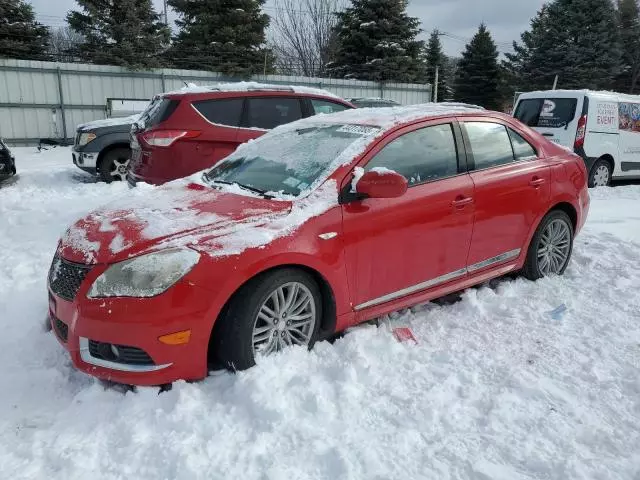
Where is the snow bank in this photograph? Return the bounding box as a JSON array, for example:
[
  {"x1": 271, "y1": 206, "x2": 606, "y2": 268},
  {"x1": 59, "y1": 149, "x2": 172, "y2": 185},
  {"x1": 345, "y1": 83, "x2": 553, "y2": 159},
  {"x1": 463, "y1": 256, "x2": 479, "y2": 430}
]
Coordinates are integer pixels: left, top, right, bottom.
[{"x1": 1, "y1": 148, "x2": 640, "y2": 479}]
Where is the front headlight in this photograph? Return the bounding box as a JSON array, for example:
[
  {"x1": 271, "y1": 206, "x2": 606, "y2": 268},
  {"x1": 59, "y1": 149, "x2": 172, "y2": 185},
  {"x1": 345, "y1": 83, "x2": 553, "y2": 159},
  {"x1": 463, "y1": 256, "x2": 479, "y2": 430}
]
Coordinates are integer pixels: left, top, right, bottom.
[
  {"x1": 78, "y1": 132, "x2": 97, "y2": 146},
  {"x1": 87, "y1": 249, "x2": 200, "y2": 298}
]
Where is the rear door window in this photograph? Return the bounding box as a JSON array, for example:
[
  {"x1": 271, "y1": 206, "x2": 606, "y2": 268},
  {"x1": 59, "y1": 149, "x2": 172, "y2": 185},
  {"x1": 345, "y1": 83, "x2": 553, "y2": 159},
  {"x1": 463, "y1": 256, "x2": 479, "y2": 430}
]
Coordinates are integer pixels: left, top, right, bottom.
[
  {"x1": 245, "y1": 97, "x2": 303, "y2": 129},
  {"x1": 464, "y1": 122, "x2": 515, "y2": 170},
  {"x1": 514, "y1": 98, "x2": 578, "y2": 128},
  {"x1": 192, "y1": 98, "x2": 244, "y2": 127},
  {"x1": 508, "y1": 129, "x2": 537, "y2": 159},
  {"x1": 311, "y1": 99, "x2": 349, "y2": 115}
]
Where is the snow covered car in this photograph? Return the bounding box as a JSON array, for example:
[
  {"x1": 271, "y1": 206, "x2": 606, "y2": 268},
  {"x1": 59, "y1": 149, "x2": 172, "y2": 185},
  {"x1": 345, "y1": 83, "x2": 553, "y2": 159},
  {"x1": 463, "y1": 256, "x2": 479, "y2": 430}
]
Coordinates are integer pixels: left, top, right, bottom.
[
  {"x1": 47, "y1": 104, "x2": 590, "y2": 386},
  {"x1": 0, "y1": 138, "x2": 16, "y2": 182},
  {"x1": 73, "y1": 114, "x2": 141, "y2": 183}
]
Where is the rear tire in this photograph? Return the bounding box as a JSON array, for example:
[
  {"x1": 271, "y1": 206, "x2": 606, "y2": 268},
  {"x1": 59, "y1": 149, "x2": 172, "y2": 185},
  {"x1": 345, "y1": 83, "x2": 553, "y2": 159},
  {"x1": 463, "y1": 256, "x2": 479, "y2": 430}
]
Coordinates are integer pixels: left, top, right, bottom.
[
  {"x1": 98, "y1": 147, "x2": 131, "y2": 183},
  {"x1": 212, "y1": 268, "x2": 322, "y2": 371},
  {"x1": 588, "y1": 158, "x2": 612, "y2": 188},
  {"x1": 522, "y1": 210, "x2": 574, "y2": 280}
]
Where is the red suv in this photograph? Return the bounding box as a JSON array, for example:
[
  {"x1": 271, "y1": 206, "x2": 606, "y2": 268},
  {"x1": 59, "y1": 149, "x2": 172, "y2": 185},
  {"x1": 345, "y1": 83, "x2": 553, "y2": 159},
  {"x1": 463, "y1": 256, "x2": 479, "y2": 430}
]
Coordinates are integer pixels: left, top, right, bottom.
[
  {"x1": 128, "y1": 83, "x2": 354, "y2": 185},
  {"x1": 49, "y1": 105, "x2": 589, "y2": 385}
]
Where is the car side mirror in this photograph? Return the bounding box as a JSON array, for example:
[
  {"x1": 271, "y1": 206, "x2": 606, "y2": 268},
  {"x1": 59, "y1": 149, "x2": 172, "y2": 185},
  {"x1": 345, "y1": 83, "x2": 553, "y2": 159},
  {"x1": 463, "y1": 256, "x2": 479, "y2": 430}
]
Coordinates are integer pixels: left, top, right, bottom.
[{"x1": 356, "y1": 169, "x2": 408, "y2": 199}]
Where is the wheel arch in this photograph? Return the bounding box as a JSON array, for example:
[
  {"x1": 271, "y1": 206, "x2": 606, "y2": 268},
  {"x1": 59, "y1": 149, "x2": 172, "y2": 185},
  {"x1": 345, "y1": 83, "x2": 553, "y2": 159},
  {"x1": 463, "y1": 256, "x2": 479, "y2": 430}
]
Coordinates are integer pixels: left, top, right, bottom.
[
  {"x1": 206, "y1": 263, "x2": 338, "y2": 365},
  {"x1": 97, "y1": 142, "x2": 131, "y2": 171},
  {"x1": 549, "y1": 201, "x2": 578, "y2": 231}
]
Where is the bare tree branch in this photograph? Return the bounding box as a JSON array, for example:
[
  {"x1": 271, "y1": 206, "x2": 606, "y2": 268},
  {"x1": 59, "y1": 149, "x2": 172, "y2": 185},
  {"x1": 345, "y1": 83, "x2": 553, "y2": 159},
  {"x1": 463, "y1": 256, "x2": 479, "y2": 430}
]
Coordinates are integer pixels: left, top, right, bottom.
[{"x1": 271, "y1": 0, "x2": 345, "y2": 76}]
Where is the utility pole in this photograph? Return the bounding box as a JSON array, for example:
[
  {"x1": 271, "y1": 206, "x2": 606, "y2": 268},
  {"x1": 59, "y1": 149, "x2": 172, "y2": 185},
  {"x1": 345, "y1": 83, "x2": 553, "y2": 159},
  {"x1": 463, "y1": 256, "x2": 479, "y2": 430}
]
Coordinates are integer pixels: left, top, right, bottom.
[
  {"x1": 552, "y1": 75, "x2": 559, "y2": 90},
  {"x1": 433, "y1": 65, "x2": 439, "y2": 103},
  {"x1": 164, "y1": 0, "x2": 168, "y2": 25}
]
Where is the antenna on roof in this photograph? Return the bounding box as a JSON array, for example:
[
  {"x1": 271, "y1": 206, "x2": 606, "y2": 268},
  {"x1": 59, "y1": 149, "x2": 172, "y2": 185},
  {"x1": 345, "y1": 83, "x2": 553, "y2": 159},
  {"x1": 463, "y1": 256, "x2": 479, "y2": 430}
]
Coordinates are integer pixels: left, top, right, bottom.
[{"x1": 183, "y1": 81, "x2": 189, "y2": 87}]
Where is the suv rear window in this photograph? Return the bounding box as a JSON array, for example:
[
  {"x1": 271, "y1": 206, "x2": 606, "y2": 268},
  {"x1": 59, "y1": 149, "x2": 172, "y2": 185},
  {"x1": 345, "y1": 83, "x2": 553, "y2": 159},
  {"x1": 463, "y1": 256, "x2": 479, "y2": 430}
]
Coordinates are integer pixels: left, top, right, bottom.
[
  {"x1": 139, "y1": 97, "x2": 179, "y2": 129},
  {"x1": 192, "y1": 98, "x2": 244, "y2": 127},
  {"x1": 514, "y1": 98, "x2": 577, "y2": 128}
]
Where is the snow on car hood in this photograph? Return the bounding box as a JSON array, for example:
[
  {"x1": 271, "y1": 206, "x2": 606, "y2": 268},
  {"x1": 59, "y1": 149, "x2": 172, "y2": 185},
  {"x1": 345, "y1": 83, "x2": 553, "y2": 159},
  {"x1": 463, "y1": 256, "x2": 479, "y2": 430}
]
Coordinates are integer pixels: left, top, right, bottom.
[
  {"x1": 77, "y1": 114, "x2": 141, "y2": 132},
  {"x1": 58, "y1": 179, "x2": 337, "y2": 264}
]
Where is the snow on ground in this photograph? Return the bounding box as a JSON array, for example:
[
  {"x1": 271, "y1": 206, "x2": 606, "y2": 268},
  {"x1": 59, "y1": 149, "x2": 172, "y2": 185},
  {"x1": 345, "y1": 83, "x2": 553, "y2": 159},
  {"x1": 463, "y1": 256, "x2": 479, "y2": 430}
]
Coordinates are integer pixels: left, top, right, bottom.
[{"x1": 1, "y1": 147, "x2": 639, "y2": 480}]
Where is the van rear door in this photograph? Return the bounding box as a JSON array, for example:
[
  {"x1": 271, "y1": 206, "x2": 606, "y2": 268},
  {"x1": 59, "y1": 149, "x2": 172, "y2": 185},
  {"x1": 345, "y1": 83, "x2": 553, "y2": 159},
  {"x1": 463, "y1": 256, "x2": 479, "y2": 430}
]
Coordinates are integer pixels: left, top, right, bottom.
[{"x1": 514, "y1": 96, "x2": 581, "y2": 148}]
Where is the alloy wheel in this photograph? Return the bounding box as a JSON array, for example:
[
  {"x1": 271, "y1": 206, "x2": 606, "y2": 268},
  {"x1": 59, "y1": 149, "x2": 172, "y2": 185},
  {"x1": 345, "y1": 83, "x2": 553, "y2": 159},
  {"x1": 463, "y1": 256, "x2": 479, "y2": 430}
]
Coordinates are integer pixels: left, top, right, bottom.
[
  {"x1": 110, "y1": 158, "x2": 130, "y2": 181},
  {"x1": 252, "y1": 282, "x2": 317, "y2": 357},
  {"x1": 537, "y1": 219, "x2": 571, "y2": 275},
  {"x1": 592, "y1": 165, "x2": 610, "y2": 187}
]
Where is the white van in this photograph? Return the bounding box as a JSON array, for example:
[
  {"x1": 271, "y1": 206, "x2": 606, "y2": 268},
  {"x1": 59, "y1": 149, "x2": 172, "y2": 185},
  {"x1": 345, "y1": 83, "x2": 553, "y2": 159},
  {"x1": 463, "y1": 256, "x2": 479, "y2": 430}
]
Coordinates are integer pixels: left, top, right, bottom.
[{"x1": 513, "y1": 90, "x2": 640, "y2": 187}]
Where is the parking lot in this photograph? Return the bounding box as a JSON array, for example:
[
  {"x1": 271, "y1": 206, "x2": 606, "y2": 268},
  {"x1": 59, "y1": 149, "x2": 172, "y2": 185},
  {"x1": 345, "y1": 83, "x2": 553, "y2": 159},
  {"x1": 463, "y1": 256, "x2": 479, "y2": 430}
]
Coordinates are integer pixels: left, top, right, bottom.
[{"x1": 1, "y1": 147, "x2": 639, "y2": 480}]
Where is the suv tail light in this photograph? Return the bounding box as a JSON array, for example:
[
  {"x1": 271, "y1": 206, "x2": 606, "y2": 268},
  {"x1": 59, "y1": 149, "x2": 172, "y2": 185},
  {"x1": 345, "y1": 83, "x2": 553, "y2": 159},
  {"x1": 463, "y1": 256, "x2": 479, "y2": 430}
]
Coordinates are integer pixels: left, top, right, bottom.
[
  {"x1": 574, "y1": 115, "x2": 587, "y2": 149},
  {"x1": 141, "y1": 130, "x2": 201, "y2": 147}
]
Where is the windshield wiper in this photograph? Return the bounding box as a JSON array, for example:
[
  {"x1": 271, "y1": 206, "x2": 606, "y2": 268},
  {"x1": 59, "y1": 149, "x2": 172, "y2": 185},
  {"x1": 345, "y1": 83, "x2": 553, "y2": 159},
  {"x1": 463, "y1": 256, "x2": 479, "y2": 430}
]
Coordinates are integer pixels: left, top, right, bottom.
[{"x1": 207, "y1": 179, "x2": 274, "y2": 199}]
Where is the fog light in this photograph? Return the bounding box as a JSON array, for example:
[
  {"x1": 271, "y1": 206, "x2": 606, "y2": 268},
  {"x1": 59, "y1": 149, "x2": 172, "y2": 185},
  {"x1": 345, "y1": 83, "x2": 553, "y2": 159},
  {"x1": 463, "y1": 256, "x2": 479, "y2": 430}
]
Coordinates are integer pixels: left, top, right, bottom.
[{"x1": 158, "y1": 330, "x2": 191, "y2": 345}]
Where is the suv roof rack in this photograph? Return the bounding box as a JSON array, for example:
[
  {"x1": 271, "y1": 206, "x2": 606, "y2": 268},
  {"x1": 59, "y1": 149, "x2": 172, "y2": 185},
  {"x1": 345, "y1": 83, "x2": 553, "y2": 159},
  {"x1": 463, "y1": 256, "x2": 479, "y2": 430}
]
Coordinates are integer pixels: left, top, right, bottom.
[{"x1": 245, "y1": 85, "x2": 295, "y2": 93}]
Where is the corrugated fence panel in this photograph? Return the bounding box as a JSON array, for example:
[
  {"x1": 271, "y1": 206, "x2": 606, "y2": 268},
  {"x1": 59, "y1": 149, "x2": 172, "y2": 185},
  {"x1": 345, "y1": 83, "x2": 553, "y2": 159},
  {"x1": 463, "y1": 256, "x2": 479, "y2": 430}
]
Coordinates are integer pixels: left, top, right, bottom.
[{"x1": 0, "y1": 59, "x2": 431, "y2": 144}]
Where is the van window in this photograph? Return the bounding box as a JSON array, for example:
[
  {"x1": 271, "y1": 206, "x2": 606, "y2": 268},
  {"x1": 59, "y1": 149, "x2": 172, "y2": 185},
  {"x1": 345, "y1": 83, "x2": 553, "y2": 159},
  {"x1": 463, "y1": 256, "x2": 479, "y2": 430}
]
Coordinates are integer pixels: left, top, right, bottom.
[{"x1": 514, "y1": 98, "x2": 578, "y2": 128}]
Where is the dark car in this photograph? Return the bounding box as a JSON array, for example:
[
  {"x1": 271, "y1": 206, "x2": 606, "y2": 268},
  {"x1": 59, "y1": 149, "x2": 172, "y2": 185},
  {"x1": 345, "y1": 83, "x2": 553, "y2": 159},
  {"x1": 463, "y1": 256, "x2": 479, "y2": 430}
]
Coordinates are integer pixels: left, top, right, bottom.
[
  {"x1": 0, "y1": 138, "x2": 16, "y2": 182},
  {"x1": 72, "y1": 114, "x2": 142, "y2": 183}
]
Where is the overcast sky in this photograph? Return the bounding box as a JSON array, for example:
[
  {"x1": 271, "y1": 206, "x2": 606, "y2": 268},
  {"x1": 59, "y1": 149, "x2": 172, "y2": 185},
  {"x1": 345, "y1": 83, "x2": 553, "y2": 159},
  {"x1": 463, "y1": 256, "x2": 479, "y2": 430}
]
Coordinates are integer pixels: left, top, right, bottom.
[{"x1": 31, "y1": 0, "x2": 547, "y2": 57}]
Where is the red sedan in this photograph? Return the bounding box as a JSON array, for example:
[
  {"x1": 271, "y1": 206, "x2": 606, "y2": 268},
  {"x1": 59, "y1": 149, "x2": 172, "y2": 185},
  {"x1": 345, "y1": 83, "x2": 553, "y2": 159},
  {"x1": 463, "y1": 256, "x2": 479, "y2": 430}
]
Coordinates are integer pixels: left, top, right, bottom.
[{"x1": 48, "y1": 105, "x2": 590, "y2": 385}]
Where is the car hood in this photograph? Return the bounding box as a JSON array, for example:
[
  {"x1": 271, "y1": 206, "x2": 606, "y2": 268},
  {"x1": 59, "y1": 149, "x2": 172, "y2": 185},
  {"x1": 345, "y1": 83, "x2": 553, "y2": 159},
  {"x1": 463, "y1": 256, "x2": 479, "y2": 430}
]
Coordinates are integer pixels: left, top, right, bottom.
[
  {"x1": 58, "y1": 182, "x2": 294, "y2": 264},
  {"x1": 77, "y1": 114, "x2": 141, "y2": 133}
]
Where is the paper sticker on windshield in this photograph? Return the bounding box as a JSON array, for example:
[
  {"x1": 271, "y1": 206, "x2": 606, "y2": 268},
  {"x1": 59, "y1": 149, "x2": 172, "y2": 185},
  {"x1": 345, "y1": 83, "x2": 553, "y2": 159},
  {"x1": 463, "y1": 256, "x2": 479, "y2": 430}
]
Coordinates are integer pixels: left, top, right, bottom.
[
  {"x1": 283, "y1": 177, "x2": 301, "y2": 188},
  {"x1": 337, "y1": 125, "x2": 380, "y2": 136}
]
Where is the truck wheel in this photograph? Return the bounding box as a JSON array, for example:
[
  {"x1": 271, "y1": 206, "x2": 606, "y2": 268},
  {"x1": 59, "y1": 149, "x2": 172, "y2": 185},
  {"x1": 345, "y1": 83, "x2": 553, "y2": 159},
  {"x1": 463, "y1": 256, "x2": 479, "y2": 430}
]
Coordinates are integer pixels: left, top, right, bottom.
[
  {"x1": 99, "y1": 148, "x2": 131, "y2": 183},
  {"x1": 588, "y1": 158, "x2": 612, "y2": 188}
]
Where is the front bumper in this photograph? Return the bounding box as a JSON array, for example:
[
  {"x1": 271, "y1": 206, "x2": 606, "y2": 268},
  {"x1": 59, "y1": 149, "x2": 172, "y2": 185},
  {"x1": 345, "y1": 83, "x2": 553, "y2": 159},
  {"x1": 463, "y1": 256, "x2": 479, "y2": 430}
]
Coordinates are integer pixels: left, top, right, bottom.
[
  {"x1": 72, "y1": 147, "x2": 99, "y2": 173},
  {"x1": 48, "y1": 266, "x2": 215, "y2": 386}
]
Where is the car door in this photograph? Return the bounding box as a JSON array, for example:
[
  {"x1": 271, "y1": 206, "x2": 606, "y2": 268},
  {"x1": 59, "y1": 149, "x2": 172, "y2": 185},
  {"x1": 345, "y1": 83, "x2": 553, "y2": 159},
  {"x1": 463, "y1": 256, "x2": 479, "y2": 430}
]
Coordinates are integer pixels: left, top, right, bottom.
[
  {"x1": 236, "y1": 96, "x2": 305, "y2": 145},
  {"x1": 341, "y1": 120, "x2": 475, "y2": 312},
  {"x1": 189, "y1": 96, "x2": 244, "y2": 172},
  {"x1": 459, "y1": 118, "x2": 551, "y2": 273}
]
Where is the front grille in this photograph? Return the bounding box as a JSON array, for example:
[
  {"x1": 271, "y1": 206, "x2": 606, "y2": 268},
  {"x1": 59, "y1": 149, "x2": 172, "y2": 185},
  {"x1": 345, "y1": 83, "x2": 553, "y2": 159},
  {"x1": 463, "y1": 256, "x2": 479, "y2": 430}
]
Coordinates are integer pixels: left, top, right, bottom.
[
  {"x1": 52, "y1": 316, "x2": 68, "y2": 342},
  {"x1": 48, "y1": 255, "x2": 93, "y2": 301},
  {"x1": 88, "y1": 340, "x2": 155, "y2": 366}
]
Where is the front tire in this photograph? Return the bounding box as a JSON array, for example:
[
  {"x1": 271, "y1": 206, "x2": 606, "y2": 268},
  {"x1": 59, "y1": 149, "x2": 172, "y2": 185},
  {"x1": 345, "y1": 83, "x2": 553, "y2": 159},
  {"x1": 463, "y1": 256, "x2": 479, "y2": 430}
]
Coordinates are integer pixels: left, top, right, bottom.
[
  {"x1": 522, "y1": 210, "x2": 574, "y2": 280},
  {"x1": 212, "y1": 268, "x2": 322, "y2": 371},
  {"x1": 588, "y1": 158, "x2": 612, "y2": 188},
  {"x1": 99, "y1": 147, "x2": 131, "y2": 183}
]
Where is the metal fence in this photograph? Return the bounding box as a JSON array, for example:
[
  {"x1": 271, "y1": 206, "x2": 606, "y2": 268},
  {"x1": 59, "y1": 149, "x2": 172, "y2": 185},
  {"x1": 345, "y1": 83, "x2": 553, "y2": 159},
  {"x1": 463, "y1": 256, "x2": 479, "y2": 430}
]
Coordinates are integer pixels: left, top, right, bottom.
[{"x1": 0, "y1": 59, "x2": 432, "y2": 145}]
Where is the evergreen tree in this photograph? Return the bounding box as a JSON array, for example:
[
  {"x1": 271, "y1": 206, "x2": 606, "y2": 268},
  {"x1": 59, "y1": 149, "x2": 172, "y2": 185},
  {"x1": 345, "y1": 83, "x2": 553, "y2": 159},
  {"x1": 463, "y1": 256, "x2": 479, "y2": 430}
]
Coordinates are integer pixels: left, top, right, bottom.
[
  {"x1": 0, "y1": 0, "x2": 49, "y2": 60},
  {"x1": 454, "y1": 24, "x2": 501, "y2": 110},
  {"x1": 329, "y1": 0, "x2": 425, "y2": 82},
  {"x1": 168, "y1": 0, "x2": 274, "y2": 77},
  {"x1": 425, "y1": 30, "x2": 448, "y2": 102},
  {"x1": 615, "y1": 0, "x2": 640, "y2": 93},
  {"x1": 505, "y1": 0, "x2": 621, "y2": 91},
  {"x1": 67, "y1": 0, "x2": 169, "y2": 69}
]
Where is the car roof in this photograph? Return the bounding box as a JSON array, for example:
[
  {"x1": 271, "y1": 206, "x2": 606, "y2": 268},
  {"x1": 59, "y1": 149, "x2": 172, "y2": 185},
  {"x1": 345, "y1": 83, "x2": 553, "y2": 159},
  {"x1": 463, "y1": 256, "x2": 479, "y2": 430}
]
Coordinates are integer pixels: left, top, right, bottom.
[
  {"x1": 163, "y1": 81, "x2": 346, "y2": 102},
  {"x1": 274, "y1": 103, "x2": 489, "y2": 131}
]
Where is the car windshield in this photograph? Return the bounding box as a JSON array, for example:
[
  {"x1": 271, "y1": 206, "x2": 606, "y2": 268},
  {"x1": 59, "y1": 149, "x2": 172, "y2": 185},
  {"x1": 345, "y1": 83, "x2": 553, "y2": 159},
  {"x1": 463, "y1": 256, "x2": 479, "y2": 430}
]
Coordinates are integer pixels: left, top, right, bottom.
[{"x1": 204, "y1": 124, "x2": 380, "y2": 197}]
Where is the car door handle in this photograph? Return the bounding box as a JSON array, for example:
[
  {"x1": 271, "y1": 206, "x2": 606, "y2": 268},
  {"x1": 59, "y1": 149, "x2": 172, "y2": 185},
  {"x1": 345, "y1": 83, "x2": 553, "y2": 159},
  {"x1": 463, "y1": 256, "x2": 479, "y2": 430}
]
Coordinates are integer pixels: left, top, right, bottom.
[
  {"x1": 452, "y1": 196, "x2": 473, "y2": 208},
  {"x1": 529, "y1": 177, "x2": 546, "y2": 187}
]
